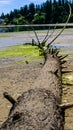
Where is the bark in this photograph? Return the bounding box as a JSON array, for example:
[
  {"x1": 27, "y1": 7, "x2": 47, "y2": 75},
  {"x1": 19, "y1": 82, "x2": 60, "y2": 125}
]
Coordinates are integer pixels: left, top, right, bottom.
[{"x1": 0, "y1": 53, "x2": 64, "y2": 130}]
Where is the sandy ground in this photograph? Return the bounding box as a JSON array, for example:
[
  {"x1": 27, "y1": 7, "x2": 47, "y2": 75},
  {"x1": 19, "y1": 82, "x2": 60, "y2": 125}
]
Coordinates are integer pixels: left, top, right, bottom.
[{"x1": 0, "y1": 58, "x2": 44, "y2": 125}]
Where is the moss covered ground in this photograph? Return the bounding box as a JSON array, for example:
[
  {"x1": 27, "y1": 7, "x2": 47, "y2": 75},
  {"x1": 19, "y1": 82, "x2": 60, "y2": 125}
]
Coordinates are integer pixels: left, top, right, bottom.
[{"x1": 0, "y1": 44, "x2": 43, "y2": 61}]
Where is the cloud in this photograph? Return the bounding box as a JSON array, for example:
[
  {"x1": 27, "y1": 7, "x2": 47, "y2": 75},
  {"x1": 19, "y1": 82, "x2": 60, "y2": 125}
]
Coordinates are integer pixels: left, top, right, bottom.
[
  {"x1": 0, "y1": 0, "x2": 11, "y2": 5},
  {"x1": 26, "y1": 0, "x2": 45, "y2": 5},
  {"x1": 28, "y1": 0, "x2": 45, "y2": 2}
]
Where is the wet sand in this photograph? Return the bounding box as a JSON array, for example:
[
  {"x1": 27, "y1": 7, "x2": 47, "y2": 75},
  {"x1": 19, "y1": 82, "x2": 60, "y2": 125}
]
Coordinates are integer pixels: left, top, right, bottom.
[{"x1": 0, "y1": 28, "x2": 73, "y2": 49}]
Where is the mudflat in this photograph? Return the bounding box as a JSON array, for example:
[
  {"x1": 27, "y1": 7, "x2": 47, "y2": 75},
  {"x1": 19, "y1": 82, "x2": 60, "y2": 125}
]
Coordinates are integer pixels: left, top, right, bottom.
[{"x1": 0, "y1": 58, "x2": 43, "y2": 125}]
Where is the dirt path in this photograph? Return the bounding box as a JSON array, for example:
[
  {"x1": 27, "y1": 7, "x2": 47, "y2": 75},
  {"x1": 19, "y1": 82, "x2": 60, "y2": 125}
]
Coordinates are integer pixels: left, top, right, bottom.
[{"x1": 0, "y1": 55, "x2": 73, "y2": 129}]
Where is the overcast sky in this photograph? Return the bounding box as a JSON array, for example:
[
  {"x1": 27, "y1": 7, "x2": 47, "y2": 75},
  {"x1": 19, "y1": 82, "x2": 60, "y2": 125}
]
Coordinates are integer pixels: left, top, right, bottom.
[{"x1": 0, "y1": 0, "x2": 47, "y2": 15}]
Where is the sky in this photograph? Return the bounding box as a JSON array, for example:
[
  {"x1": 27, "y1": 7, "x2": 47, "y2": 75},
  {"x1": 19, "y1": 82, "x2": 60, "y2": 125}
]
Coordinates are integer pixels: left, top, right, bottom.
[{"x1": 0, "y1": 0, "x2": 47, "y2": 15}]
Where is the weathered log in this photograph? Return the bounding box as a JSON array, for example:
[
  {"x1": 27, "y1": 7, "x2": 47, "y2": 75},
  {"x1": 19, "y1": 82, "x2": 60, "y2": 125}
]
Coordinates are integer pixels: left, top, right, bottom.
[{"x1": 0, "y1": 53, "x2": 64, "y2": 130}]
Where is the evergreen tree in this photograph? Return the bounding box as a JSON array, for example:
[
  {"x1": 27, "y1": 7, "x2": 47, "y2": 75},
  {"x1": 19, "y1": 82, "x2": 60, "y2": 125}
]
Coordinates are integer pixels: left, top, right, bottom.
[
  {"x1": 24, "y1": 5, "x2": 29, "y2": 17},
  {"x1": 58, "y1": 0, "x2": 62, "y2": 5},
  {"x1": 44, "y1": 0, "x2": 52, "y2": 23},
  {"x1": 0, "y1": 13, "x2": 5, "y2": 19},
  {"x1": 28, "y1": 3, "x2": 35, "y2": 22},
  {"x1": 62, "y1": 0, "x2": 65, "y2": 5}
]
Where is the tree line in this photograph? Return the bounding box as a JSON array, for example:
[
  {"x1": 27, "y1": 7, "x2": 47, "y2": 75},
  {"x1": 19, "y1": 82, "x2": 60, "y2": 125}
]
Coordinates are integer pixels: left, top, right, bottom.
[{"x1": 0, "y1": 0, "x2": 73, "y2": 25}]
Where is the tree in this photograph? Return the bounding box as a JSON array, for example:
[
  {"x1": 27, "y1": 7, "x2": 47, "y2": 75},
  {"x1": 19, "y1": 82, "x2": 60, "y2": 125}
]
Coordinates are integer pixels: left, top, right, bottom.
[
  {"x1": 10, "y1": 11, "x2": 14, "y2": 19},
  {"x1": 32, "y1": 12, "x2": 45, "y2": 24},
  {"x1": 44, "y1": 0, "x2": 52, "y2": 23},
  {"x1": 0, "y1": 13, "x2": 5, "y2": 19},
  {"x1": 28, "y1": 3, "x2": 35, "y2": 22},
  {"x1": 4, "y1": 14, "x2": 10, "y2": 24},
  {"x1": 35, "y1": 4, "x2": 41, "y2": 12},
  {"x1": 58, "y1": 0, "x2": 62, "y2": 5},
  {"x1": 13, "y1": 9, "x2": 20, "y2": 18},
  {"x1": 21, "y1": 5, "x2": 29, "y2": 20},
  {"x1": 62, "y1": 0, "x2": 65, "y2": 5}
]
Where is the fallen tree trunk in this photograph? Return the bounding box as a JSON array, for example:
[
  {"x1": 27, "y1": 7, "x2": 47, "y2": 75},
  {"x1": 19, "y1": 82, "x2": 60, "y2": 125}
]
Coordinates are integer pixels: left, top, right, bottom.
[{"x1": 0, "y1": 53, "x2": 64, "y2": 130}]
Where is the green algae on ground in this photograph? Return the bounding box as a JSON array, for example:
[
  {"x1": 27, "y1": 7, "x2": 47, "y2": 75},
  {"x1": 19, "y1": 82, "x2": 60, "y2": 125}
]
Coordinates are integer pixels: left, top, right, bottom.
[
  {"x1": 0, "y1": 44, "x2": 43, "y2": 60},
  {"x1": 59, "y1": 49, "x2": 73, "y2": 60},
  {"x1": 62, "y1": 72, "x2": 73, "y2": 85}
]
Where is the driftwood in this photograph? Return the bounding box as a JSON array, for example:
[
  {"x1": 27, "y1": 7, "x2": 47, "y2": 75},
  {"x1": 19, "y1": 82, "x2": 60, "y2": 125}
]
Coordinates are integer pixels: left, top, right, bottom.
[
  {"x1": 0, "y1": 4, "x2": 72, "y2": 130},
  {"x1": 0, "y1": 52, "x2": 64, "y2": 130},
  {"x1": 0, "y1": 52, "x2": 73, "y2": 130}
]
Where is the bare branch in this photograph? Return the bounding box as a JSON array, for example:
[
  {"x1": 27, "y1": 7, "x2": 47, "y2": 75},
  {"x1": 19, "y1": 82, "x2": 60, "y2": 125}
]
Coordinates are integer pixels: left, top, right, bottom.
[
  {"x1": 47, "y1": 3, "x2": 71, "y2": 48},
  {"x1": 41, "y1": 27, "x2": 50, "y2": 44},
  {"x1": 60, "y1": 60, "x2": 66, "y2": 65},
  {"x1": 59, "y1": 102, "x2": 73, "y2": 109},
  {"x1": 55, "y1": 49, "x2": 60, "y2": 56},
  {"x1": 3, "y1": 92, "x2": 16, "y2": 105},
  {"x1": 40, "y1": 25, "x2": 57, "y2": 49},
  {"x1": 62, "y1": 70, "x2": 73, "y2": 74},
  {"x1": 58, "y1": 54, "x2": 68, "y2": 60},
  {"x1": 43, "y1": 24, "x2": 57, "y2": 44},
  {"x1": 24, "y1": 20, "x2": 41, "y2": 47}
]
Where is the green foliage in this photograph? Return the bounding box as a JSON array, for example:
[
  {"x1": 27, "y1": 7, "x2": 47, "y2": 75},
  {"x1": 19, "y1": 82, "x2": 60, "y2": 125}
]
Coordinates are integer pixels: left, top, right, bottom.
[
  {"x1": 32, "y1": 12, "x2": 45, "y2": 24},
  {"x1": 13, "y1": 16, "x2": 25, "y2": 25},
  {"x1": 69, "y1": 14, "x2": 73, "y2": 22},
  {"x1": 13, "y1": 18, "x2": 18, "y2": 25},
  {"x1": 4, "y1": 17, "x2": 9, "y2": 24}
]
